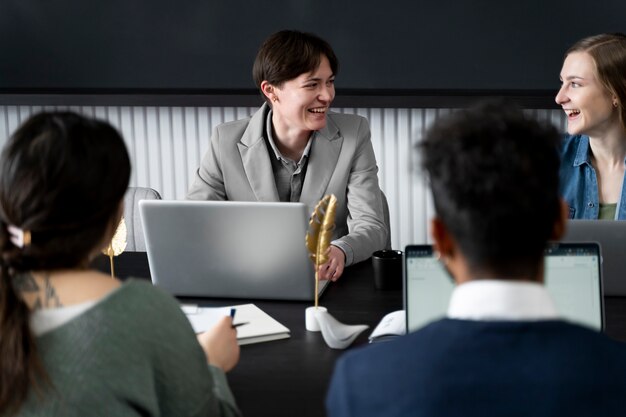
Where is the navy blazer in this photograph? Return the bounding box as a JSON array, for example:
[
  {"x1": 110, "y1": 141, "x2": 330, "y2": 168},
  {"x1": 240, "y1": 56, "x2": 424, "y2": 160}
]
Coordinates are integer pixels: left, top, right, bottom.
[{"x1": 327, "y1": 318, "x2": 626, "y2": 417}]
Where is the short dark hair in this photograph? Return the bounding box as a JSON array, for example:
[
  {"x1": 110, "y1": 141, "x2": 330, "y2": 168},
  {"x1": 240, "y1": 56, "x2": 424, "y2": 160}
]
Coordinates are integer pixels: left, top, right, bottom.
[
  {"x1": 252, "y1": 30, "x2": 339, "y2": 103},
  {"x1": 419, "y1": 101, "x2": 561, "y2": 278}
]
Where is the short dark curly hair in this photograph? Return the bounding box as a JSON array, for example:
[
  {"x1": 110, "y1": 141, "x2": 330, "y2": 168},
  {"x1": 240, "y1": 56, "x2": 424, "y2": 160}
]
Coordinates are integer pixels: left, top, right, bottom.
[{"x1": 419, "y1": 101, "x2": 562, "y2": 279}]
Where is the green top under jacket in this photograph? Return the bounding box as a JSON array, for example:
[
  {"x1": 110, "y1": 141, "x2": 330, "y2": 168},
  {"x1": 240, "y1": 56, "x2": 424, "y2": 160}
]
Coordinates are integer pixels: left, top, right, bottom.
[{"x1": 18, "y1": 280, "x2": 240, "y2": 417}]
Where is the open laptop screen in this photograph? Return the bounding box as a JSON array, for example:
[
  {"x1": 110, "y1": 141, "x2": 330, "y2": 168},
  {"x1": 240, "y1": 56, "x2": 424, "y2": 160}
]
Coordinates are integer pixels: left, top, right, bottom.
[
  {"x1": 562, "y1": 219, "x2": 626, "y2": 296},
  {"x1": 404, "y1": 243, "x2": 604, "y2": 333},
  {"x1": 140, "y1": 200, "x2": 328, "y2": 301}
]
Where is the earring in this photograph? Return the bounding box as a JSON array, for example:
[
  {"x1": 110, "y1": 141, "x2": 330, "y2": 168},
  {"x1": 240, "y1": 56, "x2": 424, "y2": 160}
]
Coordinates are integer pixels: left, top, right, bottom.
[
  {"x1": 434, "y1": 251, "x2": 447, "y2": 264},
  {"x1": 272, "y1": 96, "x2": 278, "y2": 103},
  {"x1": 614, "y1": 101, "x2": 619, "y2": 108}
]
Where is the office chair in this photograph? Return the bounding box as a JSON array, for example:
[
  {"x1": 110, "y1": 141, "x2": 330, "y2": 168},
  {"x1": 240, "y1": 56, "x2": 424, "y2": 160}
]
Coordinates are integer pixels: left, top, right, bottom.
[{"x1": 123, "y1": 186, "x2": 162, "y2": 251}]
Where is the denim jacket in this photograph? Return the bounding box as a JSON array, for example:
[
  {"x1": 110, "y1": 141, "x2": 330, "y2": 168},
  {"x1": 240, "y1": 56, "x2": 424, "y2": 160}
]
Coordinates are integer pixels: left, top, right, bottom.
[{"x1": 559, "y1": 134, "x2": 626, "y2": 219}]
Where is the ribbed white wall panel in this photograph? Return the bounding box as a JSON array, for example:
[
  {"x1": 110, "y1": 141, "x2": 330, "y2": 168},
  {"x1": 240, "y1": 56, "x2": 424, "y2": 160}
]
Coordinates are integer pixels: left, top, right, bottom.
[{"x1": 0, "y1": 105, "x2": 566, "y2": 251}]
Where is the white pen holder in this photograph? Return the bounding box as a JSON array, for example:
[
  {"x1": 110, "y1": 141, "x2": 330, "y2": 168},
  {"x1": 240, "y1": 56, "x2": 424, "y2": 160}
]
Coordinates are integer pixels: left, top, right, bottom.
[{"x1": 305, "y1": 306, "x2": 327, "y2": 331}]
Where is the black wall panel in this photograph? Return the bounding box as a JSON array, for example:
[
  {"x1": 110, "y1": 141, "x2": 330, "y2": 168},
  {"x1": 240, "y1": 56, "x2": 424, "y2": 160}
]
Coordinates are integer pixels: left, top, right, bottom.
[{"x1": 1, "y1": 0, "x2": 624, "y2": 101}]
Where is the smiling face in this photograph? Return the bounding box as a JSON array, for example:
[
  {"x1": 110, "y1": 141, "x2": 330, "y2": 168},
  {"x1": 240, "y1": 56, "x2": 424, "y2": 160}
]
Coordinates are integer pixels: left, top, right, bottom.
[
  {"x1": 555, "y1": 51, "x2": 619, "y2": 137},
  {"x1": 266, "y1": 55, "x2": 335, "y2": 137}
]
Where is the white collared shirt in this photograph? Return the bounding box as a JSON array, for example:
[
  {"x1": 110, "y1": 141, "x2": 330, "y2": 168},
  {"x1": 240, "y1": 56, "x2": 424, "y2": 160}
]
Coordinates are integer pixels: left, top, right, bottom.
[{"x1": 447, "y1": 280, "x2": 559, "y2": 321}]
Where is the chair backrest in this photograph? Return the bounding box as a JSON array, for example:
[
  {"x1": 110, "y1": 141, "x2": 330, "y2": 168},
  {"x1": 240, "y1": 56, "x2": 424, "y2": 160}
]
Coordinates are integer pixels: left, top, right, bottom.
[
  {"x1": 124, "y1": 187, "x2": 162, "y2": 251},
  {"x1": 380, "y1": 190, "x2": 392, "y2": 250}
]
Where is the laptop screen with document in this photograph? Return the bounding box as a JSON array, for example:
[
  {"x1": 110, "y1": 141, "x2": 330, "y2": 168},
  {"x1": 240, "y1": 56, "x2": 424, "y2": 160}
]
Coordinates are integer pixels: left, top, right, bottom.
[
  {"x1": 562, "y1": 219, "x2": 626, "y2": 296},
  {"x1": 404, "y1": 243, "x2": 604, "y2": 333}
]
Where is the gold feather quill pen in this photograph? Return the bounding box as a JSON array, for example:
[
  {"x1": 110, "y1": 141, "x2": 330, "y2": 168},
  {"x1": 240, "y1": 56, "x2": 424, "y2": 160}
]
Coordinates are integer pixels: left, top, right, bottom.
[
  {"x1": 102, "y1": 217, "x2": 127, "y2": 278},
  {"x1": 305, "y1": 194, "x2": 338, "y2": 308}
]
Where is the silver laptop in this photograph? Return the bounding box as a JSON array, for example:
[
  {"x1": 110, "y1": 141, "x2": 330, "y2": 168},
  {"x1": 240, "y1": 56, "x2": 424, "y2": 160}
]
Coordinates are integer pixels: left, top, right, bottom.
[
  {"x1": 562, "y1": 220, "x2": 626, "y2": 296},
  {"x1": 404, "y1": 243, "x2": 604, "y2": 332},
  {"x1": 139, "y1": 200, "x2": 329, "y2": 301}
]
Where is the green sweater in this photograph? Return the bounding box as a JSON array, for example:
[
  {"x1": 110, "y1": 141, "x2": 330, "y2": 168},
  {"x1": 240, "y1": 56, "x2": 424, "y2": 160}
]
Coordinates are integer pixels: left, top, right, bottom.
[{"x1": 18, "y1": 280, "x2": 240, "y2": 417}]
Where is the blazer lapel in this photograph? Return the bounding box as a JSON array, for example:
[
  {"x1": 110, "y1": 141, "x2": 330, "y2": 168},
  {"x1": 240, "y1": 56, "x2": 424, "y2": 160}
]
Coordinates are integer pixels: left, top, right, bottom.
[
  {"x1": 300, "y1": 116, "x2": 343, "y2": 209},
  {"x1": 237, "y1": 104, "x2": 279, "y2": 201}
]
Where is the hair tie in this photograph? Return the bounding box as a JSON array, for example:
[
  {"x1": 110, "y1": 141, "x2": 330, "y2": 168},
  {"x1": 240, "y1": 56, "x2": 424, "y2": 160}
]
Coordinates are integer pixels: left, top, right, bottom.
[{"x1": 7, "y1": 225, "x2": 31, "y2": 248}]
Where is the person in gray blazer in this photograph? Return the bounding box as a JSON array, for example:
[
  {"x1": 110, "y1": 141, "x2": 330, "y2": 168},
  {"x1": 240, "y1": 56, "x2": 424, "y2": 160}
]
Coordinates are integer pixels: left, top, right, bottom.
[{"x1": 187, "y1": 30, "x2": 387, "y2": 281}]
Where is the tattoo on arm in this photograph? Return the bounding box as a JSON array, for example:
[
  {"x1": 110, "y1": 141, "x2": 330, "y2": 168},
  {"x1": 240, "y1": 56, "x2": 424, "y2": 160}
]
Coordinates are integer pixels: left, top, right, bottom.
[
  {"x1": 13, "y1": 272, "x2": 63, "y2": 309},
  {"x1": 13, "y1": 272, "x2": 40, "y2": 292},
  {"x1": 43, "y1": 274, "x2": 62, "y2": 308}
]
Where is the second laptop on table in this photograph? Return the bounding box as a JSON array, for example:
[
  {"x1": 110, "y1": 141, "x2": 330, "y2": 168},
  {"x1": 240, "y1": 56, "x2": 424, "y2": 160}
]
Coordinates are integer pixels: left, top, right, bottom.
[
  {"x1": 561, "y1": 219, "x2": 626, "y2": 296},
  {"x1": 404, "y1": 242, "x2": 604, "y2": 333}
]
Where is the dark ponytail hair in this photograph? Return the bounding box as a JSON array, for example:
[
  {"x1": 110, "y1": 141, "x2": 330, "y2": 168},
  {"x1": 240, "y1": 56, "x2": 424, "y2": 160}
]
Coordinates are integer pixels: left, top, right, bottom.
[{"x1": 0, "y1": 112, "x2": 131, "y2": 414}]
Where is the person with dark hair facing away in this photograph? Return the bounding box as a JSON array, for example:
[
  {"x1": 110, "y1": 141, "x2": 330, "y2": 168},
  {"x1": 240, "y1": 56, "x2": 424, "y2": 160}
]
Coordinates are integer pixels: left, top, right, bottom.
[
  {"x1": 187, "y1": 30, "x2": 387, "y2": 281},
  {"x1": 557, "y1": 33, "x2": 626, "y2": 219},
  {"x1": 0, "y1": 112, "x2": 241, "y2": 416},
  {"x1": 326, "y1": 102, "x2": 626, "y2": 417}
]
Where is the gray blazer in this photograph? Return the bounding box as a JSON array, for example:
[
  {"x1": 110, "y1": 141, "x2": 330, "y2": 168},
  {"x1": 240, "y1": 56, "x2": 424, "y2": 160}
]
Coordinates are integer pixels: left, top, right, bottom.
[{"x1": 187, "y1": 103, "x2": 387, "y2": 265}]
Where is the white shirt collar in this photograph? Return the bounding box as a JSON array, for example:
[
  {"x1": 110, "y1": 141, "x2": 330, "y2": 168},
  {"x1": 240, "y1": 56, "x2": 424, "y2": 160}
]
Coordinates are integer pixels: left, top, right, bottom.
[
  {"x1": 447, "y1": 279, "x2": 559, "y2": 321},
  {"x1": 30, "y1": 300, "x2": 97, "y2": 335}
]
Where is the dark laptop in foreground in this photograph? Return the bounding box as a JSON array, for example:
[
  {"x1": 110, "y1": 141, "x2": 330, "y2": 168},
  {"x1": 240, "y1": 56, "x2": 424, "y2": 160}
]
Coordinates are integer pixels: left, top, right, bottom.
[
  {"x1": 561, "y1": 219, "x2": 626, "y2": 296},
  {"x1": 139, "y1": 200, "x2": 328, "y2": 301},
  {"x1": 404, "y1": 242, "x2": 604, "y2": 333}
]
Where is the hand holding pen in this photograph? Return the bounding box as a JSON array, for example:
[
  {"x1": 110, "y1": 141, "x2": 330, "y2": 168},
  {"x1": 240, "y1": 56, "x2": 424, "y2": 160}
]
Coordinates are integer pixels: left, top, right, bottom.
[
  {"x1": 230, "y1": 307, "x2": 249, "y2": 328},
  {"x1": 197, "y1": 314, "x2": 240, "y2": 372}
]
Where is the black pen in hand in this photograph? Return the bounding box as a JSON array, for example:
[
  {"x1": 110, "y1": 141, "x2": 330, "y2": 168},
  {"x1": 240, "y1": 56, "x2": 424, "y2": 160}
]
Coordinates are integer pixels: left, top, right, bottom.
[{"x1": 230, "y1": 308, "x2": 249, "y2": 328}]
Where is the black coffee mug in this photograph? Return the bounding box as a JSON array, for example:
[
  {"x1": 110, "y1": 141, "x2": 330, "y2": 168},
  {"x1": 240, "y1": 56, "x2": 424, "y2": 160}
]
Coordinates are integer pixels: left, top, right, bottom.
[{"x1": 372, "y1": 250, "x2": 403, "y2": 290}]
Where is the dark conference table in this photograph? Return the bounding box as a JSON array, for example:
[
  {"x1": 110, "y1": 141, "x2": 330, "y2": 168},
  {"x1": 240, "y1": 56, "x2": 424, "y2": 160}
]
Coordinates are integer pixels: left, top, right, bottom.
[{"x1": 97, "y1": 252, "x2": 626, "y2": 417}]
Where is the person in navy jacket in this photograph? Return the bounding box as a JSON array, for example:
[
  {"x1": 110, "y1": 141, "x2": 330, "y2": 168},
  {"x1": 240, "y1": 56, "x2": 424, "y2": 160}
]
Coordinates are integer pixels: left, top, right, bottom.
[{"x1": 326, "y1": 102, "x2": 626, "y2": 417}]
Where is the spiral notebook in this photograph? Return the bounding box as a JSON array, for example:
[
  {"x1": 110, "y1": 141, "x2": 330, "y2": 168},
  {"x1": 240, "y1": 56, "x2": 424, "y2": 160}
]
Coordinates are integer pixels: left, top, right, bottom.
[{"x1": 140, "y1": 200, "x2": 329, "y2": 301}]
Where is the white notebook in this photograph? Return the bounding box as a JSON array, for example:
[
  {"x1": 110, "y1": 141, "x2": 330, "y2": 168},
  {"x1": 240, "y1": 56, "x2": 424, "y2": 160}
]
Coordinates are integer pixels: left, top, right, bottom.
[
  {"x1": 369, "y1": 310, "x2": 406, "y2": 343},
  {"x1": 183, "y1": 303, "x2": 290, "y2": 345}
]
